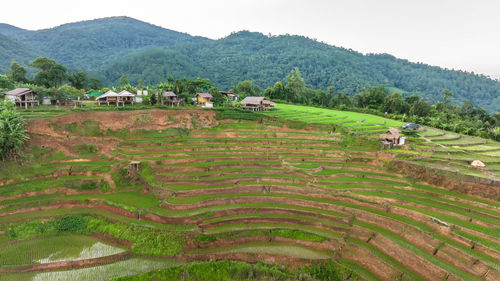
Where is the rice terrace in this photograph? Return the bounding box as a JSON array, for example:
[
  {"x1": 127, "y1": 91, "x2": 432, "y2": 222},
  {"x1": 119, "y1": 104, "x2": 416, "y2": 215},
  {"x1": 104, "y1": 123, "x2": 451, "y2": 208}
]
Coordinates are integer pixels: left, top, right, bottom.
[
  {"x1": 2, "y1": 6, "x2": 500, "y2": 281},
  {"x1": 0, "y1": 102, "x2": 499, "y2": 281}
]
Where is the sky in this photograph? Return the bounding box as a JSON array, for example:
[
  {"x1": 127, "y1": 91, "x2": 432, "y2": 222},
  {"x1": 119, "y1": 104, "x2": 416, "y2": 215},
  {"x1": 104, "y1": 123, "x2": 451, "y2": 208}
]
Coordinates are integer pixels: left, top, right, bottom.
[{"x1": 1, "y1": 0, "x2": 499, "y2": 78}]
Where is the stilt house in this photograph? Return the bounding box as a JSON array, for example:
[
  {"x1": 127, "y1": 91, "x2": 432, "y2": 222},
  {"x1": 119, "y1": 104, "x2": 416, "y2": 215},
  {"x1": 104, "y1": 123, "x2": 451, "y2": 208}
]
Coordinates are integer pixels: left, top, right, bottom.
[
  {"x1": 240, "y1": 96, "x2": 275, "y2": 111},
  {"x1": 162, "y1": 91, "x2": 181, "y2": 107},
  {"x1": 4, "y1": 88, "x2": 39, "y2": 108}
]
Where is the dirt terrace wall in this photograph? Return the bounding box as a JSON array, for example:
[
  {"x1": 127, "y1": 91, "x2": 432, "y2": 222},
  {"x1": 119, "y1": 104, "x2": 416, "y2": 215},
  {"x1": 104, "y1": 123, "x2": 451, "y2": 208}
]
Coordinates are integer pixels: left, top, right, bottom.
[{"x1": 391, "y1": 159, "x2": 500, "y2": 199}]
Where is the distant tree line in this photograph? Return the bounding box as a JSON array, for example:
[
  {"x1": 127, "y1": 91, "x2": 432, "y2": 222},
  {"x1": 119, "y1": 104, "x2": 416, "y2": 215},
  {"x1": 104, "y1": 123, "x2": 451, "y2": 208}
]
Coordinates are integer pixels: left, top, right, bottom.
[
  {"x1": 254, "y1": 68, "x2": 500, "y2": 141},
  {"x1": 1, "y1": 59, "x2": 499, "y2": 141},
  {"x1": 99, "y1": 31, "x2": 500, "y2": 112}
]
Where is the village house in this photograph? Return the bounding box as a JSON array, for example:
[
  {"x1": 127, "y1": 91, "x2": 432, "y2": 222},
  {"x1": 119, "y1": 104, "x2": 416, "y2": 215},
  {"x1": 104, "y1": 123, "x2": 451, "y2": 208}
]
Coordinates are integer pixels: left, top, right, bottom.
[
  {"x1": 240, "y1": 96, "x2": 275, "y2": 111},
  {"x1": 97, "y1": 90, "x2": 136, "y2": 106},
  {"x1": 97, "y1": 90, "x2": 119, "y2": 105},
  {"x1": 195, "y1": 93, "x2": 213, "y2": 108},
  {"x1": 118, "y1": 90, "x2": 135, "y2": 105},
  {"x1": 221, "y1": 91, "x2": 238, "y2": 102},
  {"x1": 162, "y1": 91, "x2": 181, "y2": 107},
  {"x1": 380, "y1": 128, "x2": 405, "y2": 148},
  {"x1": 4, "y1": 88, "x2": 39, "y2": 108}
]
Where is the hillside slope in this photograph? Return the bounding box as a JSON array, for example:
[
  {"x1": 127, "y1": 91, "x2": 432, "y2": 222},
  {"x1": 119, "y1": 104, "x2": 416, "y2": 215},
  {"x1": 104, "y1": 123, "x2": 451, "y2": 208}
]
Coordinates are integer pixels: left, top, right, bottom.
[
  {"x1": 0, "y1": 33, "x2": 40, "y2": 72},
  {"x1": 102, "y1": 31, "x2": 500, "y2": 111},
  {"x1": 0, "y1": 17, "x2": 499, "y2": 111},
  {"x1": 0, "y1": 16, "x2": 210, "y2": 71},
  {"x1": 1, "y1": 108, "x2": 499, "y2": 280}
]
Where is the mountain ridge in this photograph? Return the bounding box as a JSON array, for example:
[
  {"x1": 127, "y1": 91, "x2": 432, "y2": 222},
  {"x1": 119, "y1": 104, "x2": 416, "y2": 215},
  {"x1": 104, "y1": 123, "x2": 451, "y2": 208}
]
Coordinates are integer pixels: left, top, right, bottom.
[{"x1": 0, "y1": 16, "x2": 499, "y2": 111}]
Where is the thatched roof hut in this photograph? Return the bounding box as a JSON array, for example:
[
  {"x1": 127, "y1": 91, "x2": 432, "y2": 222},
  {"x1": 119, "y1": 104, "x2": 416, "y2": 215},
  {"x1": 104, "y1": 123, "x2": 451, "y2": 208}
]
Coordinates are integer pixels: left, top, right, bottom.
[
  {"x1": 240, "y1": 96, "x2": 274, "y2": 111},
  {"x1": 379, "y1": 128, "x2": 400, "y2": 141}
]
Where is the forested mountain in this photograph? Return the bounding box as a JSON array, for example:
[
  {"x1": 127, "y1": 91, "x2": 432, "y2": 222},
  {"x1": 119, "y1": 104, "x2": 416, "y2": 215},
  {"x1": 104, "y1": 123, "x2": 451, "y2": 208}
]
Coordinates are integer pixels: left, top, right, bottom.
[
  {"x1": 0, "y1": 16, "x2": 209, "y2": 71},
  {"x1": 102, "y1": 31, "x2": 500, "y2": 111},
  {"x1": 0, "y1": 33, "x2": 39, "y2": 71},
  {"x1": 0, "y1": 17, "x2": 499, "y2": 111}
]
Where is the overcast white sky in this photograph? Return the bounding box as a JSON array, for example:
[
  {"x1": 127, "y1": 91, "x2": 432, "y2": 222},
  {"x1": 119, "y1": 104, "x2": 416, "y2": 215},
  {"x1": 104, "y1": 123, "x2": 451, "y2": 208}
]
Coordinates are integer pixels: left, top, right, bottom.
[{"x1": 1, "y1": 0, "x2": 499, "y2": 78}]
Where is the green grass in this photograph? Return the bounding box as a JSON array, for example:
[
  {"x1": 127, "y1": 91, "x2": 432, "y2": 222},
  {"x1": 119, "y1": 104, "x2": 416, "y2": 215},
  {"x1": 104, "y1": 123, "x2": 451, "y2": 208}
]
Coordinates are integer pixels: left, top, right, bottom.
[
  {"x1": 63, "y1": 192, "x2": 160, "y2": 209},
  {"x1": 198, "y1": 228, "x2": 329, "y2": 243},
  {"x1": 185, "y1": 241, "x2": 332, "y2": 259},
  {"x1": 0, "y1": 176, "x2": 106, "y2": 196},
  {"x1": 203, "y1": 213, "x2": 350, "y2": 228},
  {"x1": 203, "y1": 222, "x2": 343, "y2": 240},
  {"x1": 264, "y1": 104, "x2": 402, "y2": 129}
]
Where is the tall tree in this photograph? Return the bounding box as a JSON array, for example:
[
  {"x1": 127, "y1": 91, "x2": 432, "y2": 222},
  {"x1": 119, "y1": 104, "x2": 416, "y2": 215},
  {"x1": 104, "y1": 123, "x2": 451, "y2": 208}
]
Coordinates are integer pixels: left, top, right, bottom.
[
  {"x1": 232, "y1": 80, "x2": 258, "y2": 98},
  {"x1": 336, "y1": 91, "x2": 351, "y2": 107},
  {"x1": 7, "y1": 62, "x2": 28, "y2": 83},
  {"x1": 119, "y1": 75, "x2": 130, "y2": 89},
  {"x1": 30, "y1": 57, "x2": 67, "y2": 88},
  {"x1": 264, "y1": 81, "x2": 286, "y2": 100},
  {"x1": 88, "y1": 78, "x2": 103, "y2": 90},
  {"x1": 209, "y1": 87, "x2": 223, "y2": 106},
  {"x1": 381, "y1": 92, "x2": 404, "y2": 114},
  {"x1": 68, "y1": 71, "x2": 89, "y2": 90},
  {"x1": 285, "y1": 67, "x2": 306, "y2": 103},
  {"x1": 409, "y1": 98, "x2": 431, "y2": 117},
  {"x1": 443, "y1": 89, "x2": 453, "y2": 105},
  {"x1": 460, "y1": 99, "x2": 474, "y2": 118},
  {"x1": 0, "y1": 75, "x2": 14, "y2": 90}
]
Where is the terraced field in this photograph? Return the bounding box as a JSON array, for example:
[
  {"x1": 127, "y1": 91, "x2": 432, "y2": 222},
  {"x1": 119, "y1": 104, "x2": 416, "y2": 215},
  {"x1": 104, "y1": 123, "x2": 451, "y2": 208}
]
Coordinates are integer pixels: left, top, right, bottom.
[
  {"x1": 0, "y1": 107, "x2": 499, "y2": 280},
  {"x1": 265, "y1": 104, "x2": 500, "y2": 182},
  {"x1": 263, "y1": 103, "x2": 403, "y2": 135}
]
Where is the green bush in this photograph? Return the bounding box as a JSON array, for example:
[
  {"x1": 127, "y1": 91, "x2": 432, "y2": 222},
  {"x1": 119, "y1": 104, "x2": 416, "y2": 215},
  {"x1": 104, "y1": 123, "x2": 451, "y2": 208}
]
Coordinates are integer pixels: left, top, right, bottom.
[
  {"x1": 57, "y1": 215, "x2": 86, "y2": 232},
  {"x1": 109, "y1": 260, "x2": 302, "y2": 281}
]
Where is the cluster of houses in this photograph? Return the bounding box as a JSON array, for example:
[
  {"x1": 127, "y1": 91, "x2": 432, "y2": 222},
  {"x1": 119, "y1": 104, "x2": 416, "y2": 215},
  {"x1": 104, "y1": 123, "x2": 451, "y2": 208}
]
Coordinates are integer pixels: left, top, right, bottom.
[{"x1": 1, "y1": 87, "x2": 276, "y2": 111}]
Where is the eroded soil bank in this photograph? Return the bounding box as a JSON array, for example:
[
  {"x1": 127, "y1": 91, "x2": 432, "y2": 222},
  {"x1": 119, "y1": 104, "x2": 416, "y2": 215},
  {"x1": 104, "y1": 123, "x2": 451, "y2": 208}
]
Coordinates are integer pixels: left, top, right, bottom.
[{"x1": 391, "y1": 159, "x2": 500, "y2": 199}]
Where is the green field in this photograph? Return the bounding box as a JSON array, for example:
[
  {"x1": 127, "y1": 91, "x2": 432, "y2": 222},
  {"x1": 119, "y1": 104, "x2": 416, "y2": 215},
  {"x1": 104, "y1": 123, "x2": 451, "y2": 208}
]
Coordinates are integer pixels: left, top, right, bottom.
[{"x1": 0, "y1": 106, "x2": 499, "y2": 281}]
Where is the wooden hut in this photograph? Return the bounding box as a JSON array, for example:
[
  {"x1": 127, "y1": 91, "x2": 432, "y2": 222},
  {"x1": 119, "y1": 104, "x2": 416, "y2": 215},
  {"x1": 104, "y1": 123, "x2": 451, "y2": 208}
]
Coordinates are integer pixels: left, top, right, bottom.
[
  {"x1": 221, "y1": 91, "x2": 238, "y2": 101},
  {"x1": 118, "y1": 90, "x2": 135, "y2": 105},
  {"x1": 195, "y1": 93, "x2": 213, "y2": 107},
  {"x1": 379, "y1": 128, "x2": 405, "y2": 148},
  {"x1": 4, "y1": 88, "x2": 38, "y2": 108},
  {"x1": 162, "y1": 91, "x2": 181, "y2": 107},
  {"x1": 240, "y1": 96, "x2": 274, "y2": 111},
  {"x1": 97, "y1": 90, "x2": 119, "y2": 105}
]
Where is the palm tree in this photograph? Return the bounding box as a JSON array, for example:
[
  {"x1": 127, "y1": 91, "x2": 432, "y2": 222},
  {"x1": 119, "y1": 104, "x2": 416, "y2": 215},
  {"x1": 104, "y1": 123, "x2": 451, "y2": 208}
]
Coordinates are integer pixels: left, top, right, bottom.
[{"x1": 489, "y1": 127, "x2": 500, "y2": 141}]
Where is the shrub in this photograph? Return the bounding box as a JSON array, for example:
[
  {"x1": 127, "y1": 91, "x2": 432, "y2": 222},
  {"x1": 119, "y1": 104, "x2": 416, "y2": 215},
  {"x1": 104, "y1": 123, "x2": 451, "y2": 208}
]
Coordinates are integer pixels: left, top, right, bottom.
[
  {"x1": 0, "y1": 100, "x2": 28, "y2": 160},
  {"x1": 57, "y1": 215, "x2": 86, "y2": 232}
]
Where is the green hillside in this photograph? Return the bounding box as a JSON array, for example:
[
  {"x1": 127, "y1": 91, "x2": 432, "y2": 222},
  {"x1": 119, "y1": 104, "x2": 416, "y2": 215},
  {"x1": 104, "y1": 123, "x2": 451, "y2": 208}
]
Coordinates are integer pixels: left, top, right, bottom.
[
  {"x1": 0, "y1": 16, "x2": 209, "y2": 71},
  {"x1": 1, "y1": 105, "x2": 499, "y2": 280},
  {"x1": 0, "y1": 34, "x2": 39, "y2": 72},
  {"x1": 0, "y1": 17, "x2": 499, "y2": 111},
  {"x1": 101, "y1": 31, "x2": 500, "y2": 111}
]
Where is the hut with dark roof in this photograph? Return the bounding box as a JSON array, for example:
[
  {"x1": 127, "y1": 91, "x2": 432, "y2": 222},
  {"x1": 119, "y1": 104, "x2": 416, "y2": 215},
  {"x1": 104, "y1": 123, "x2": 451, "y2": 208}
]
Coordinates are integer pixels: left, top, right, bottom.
[
  {"x1": 4, "y1": 88, "x2": 38, "y2": 108},
  {"x1": 162, "y1": 91, "x2": 181, "y2": 107},
  {"x1": 240, "y1": 96, "x2": 275, "y2": 111},
  {"x1": 220, "y1": 91, "x2": 238, "y2": 101}
]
